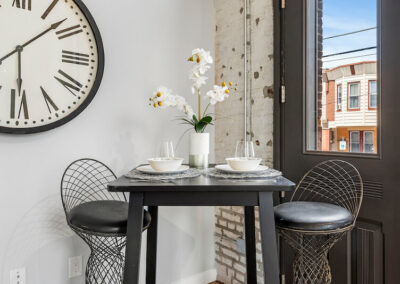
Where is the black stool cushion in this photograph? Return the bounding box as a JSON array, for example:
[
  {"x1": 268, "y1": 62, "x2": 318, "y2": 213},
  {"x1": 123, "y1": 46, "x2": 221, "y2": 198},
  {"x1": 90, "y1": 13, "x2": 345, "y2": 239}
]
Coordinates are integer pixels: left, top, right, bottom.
[
  {"x1": 274, "y1": 201, "x2": 354, "y2": 231},
  {"x1": 68, "y1": 201, "x2": 151, "y2": 234}
]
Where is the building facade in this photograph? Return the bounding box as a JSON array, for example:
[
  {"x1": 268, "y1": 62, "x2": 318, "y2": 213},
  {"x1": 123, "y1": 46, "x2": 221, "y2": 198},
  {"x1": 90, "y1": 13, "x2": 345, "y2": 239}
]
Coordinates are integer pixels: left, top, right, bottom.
[{"x1": 321, "y1": 61, "x2": 377, "y2": 153}]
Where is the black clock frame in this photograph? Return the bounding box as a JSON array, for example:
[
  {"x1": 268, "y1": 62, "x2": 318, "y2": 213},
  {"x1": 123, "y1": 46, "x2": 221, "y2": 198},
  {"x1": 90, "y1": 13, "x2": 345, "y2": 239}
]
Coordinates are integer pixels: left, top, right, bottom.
[{"x1": 0, "y1": 0, "x2": 105, "y2": 134}]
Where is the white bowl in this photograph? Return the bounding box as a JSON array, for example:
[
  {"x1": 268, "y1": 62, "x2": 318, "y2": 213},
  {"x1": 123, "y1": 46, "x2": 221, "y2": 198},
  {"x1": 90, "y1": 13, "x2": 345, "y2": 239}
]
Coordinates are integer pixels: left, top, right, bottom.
[
  {"x1": 226, "y1": 157, "x2": 262, "y2": 171},
  {"x1": 148, "y1": 158, "x2": 184, "y2": 172}
]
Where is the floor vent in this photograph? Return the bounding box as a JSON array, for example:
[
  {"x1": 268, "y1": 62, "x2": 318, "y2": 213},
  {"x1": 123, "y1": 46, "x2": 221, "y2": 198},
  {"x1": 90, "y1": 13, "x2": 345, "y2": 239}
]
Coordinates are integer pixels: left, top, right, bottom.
[{"x1": 363, "y1": 180, "x2": 383, "y2": 199}]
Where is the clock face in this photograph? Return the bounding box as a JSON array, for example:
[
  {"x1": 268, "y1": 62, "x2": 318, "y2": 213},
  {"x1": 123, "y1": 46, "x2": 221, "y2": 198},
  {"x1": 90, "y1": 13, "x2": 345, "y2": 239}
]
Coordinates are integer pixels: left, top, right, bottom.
[{"x1": 0, "y1": 0, "x2": 104, "y2": 134}]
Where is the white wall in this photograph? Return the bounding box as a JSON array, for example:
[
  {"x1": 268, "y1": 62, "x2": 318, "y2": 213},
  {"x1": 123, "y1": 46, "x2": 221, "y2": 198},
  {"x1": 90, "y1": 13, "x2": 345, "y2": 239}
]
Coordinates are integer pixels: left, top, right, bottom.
[{"x1": 0, "y1": 0, "x2": 215, "y2": 283}]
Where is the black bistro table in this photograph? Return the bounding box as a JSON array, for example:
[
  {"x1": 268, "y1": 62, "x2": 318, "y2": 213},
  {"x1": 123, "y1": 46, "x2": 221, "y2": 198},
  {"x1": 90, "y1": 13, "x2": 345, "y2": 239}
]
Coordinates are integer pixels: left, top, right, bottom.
[{"x1": 108, "y1": 168, "x2": 295, "y2": 284}]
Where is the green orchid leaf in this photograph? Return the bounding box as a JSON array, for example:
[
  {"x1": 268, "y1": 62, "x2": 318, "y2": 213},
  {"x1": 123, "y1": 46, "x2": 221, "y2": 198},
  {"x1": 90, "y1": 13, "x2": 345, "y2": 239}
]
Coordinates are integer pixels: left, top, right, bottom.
[
  {"x1": 195, "y1": 121, "x2": 208, "y2": 133},
  {"x1": 181, "y1": 118, "x2": 194, "y2": 125},
  {"x1": 199, "y1": 116, "x2": 213, "y2": 124}
]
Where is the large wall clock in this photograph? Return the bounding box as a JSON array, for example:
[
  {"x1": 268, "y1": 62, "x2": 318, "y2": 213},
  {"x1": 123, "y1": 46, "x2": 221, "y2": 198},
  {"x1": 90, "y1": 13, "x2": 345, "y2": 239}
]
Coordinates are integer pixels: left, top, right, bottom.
[{"x1": 0, "y1": 0, "x2": 104, "y2": 134}]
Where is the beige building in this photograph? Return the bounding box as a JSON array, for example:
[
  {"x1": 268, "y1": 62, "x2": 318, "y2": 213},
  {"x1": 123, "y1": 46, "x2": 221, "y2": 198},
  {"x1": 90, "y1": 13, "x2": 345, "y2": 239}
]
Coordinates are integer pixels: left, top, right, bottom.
[{"x1": 321, "y1": 61, "x2": 377, "y2": 153}]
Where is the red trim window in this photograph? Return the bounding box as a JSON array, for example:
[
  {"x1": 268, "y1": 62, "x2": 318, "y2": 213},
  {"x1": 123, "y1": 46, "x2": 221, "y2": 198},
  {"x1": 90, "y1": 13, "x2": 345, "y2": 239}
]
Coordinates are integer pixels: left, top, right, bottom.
[
  {"x1": 369, "y1": 80, "x2": 377, "y2": 110},
  {"x1": 364, "y1": 131, "x2": 375, "y2": 153},
  {"x1": 349, "y1": 131, "x2": 361, "y2": 153},
  {"x1": 347, "y1": 82, "x2": 360, "y2": 111},
  {"x1": 349, "y1": 130, "x2": 375, "y2": 153},
  {"x1": 337, "y1": 84, "x2": 342, "y2": 111}
]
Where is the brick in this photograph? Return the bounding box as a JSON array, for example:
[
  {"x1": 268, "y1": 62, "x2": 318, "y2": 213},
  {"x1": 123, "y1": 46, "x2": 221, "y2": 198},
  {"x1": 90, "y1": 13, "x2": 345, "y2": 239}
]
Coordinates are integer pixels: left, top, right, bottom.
[
  {"x1": 216, "y1": 236, "x2": 237, "y2": 250},
  {"x1": 255, "y1": 207, "x2": 260, "y2": 218},
  {"x1": 222, "y1": 211, "x2": 241, "y2": 223},
  {"x1": 256, "y1": 251, "x2": 263, "y2": 262},
  {"x1": 236, "y1": 272, "x2": 246, "y2": 282},
  {"x1": 227, "y1": 268, "x2": 235, "y2": 279},
  {"x1": 216, "y1": 263, "x2": 226, "y2": 276},
  {"x1": 221, "y1": 247, "x2": 240, "y2": 261},
  {"x1": 223, "y1": 229, "x2": 241, "y2": 240},
  {"x1": 231, "y1": 206, "x2": 244, "y2": 214},
  {"x1": 233, "y1": 262, "x2": 247, "y2": 274},
  {"x1": 221, "y1": 256, "x2": 233, "y2": 267},
  {"x1": 236, "y1": 224, "x2": 244, "y2": 233},
  {"x1": 219, "y1": 219, "x2": 228, "y2": 227},
  {"x1": 228, "y1": 222, "x2": 236, "y2": 230}
]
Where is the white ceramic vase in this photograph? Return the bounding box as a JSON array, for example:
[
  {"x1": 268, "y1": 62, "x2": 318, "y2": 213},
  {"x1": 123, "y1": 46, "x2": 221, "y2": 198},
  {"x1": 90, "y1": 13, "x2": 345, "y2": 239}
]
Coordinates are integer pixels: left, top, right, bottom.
[{"x1": 189, "y1": 133, "x2": 210, "y2": 169}]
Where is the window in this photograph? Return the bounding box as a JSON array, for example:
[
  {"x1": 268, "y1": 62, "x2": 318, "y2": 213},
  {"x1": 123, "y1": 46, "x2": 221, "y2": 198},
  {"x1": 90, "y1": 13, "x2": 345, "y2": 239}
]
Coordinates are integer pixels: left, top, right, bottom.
[
  {"x1": 348, "y1": 83, "x2": 360, "y2": 110},
  {"x1": 337, "y1": 84, "x2": 342, "y2": 111},
  {"x1": 369, "y1": 81, "x2": 377, "y2": 109},
  {"x1": 350, "y1": 131, "x2": 360, "y2": 153},
  {"x1": 304, "y1": 0, "x2": 378, "y2": 155},
  {"x1": 364, "y1": 131, "x2": 375, "y2": 153}
]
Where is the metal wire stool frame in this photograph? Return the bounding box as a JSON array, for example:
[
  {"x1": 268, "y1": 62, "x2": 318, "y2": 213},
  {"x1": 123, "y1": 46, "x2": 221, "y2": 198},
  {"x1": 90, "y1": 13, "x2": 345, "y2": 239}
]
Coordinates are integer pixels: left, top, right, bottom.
[
  {"x1": 61, "y1": 159, "x2": 129, "y2": 284},
  {"x1": 277, "y1": 160, "x2": 363, "y2": 284}
]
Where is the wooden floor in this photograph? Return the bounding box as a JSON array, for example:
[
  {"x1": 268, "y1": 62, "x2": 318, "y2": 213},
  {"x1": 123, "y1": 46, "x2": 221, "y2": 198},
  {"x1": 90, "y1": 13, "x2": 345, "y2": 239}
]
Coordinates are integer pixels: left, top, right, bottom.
[{"x1": 208, "y1": 281, "x2": 223, "y2": 284}]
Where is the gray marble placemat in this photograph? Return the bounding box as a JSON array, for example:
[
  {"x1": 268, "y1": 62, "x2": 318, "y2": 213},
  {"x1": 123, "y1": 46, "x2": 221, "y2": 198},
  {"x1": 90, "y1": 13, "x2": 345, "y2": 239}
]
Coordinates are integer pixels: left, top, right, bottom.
[
  {"x1": 125, "y1": 168, "x2": 201, "y2": 180},
  {"x1": 205, "y1": 167, "x2": 282, "y2": 179}
]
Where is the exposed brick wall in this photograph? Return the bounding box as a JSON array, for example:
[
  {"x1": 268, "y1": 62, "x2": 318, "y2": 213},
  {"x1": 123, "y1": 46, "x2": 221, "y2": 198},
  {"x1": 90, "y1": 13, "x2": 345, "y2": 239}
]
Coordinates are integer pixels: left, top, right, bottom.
[
  {"x1": 215, "y1": 206, "x2": 264, "y2": 283},
  {"x1": 214, "y1": 0, "x2": 274, "y2": 166},
  {"x1": 326, "y1": 81, "x2": 336, "y2": 122},
  {"x1": 214, "y1": 0, "x2": 274, "y2": 282}
]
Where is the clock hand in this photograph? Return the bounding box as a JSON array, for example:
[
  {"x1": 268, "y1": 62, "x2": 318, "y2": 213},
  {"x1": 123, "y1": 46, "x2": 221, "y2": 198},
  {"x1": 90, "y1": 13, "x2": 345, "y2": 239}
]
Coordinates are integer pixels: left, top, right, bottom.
[
  {"x1": 0, "y1": 18, "x2": 67, "y2": 65},
  {"x1": 16, "y1": 46, "x2": 23, "y2": 96},
  {"x1": 22, "y1": 18, "x2": 67, "y2": 48}
]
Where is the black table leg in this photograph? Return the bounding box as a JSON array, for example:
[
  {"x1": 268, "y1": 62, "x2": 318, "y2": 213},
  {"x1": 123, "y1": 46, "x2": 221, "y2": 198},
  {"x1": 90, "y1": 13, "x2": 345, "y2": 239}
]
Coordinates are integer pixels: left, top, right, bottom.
[
  {"x1": 146, "y1": 206, "x2": 158, "y2": 284},
  {"x1": 244, "y1": 206, "x2": 257, "y2": 284},
  {"x1": 124, "y1": 193, "x2": 144, "y2": 284},
  {"x1": 259, "y1": 192, "x2": 279, "y2": 284}
]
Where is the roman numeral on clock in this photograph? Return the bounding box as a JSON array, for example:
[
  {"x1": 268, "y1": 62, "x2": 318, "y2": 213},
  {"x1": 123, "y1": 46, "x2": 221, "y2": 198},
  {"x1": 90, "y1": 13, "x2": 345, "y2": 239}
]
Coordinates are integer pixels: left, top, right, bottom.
[
  {"x1": 54, "y1": 69, "x2": 82, "y2": 96},
  {"x1": 41, "y1": 0, "x2": 59, "y2": 19},
  {"x1": 10, "y1": 89, "x2": 29, "y2": 119},
  {"x1": 12, "y1": 0, "x2": 32, "y2": 10},
  {"x1": 56, "y1": 24, "x2": 83, "y2": 40},
  {"x1": 40, "y1": 87, "x2": 59, "y2": 113},
  {"x1": 62, "y1": 50, "x2": 90, "y2": 66}
]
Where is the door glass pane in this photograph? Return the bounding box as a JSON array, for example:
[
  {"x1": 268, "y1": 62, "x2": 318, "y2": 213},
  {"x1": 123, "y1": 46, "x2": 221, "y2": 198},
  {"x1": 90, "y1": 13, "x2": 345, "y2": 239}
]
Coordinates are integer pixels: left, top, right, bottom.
[{"x1": 305, "y1": 0, "x2": 378, "y2": 154}]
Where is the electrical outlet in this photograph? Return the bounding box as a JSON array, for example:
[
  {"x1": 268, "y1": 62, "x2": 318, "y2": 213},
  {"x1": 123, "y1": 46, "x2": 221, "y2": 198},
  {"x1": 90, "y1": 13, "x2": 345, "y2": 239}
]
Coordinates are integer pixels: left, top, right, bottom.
[
  {"x1": 68, "y1": 256, "x2": 83, "y2": 278},
  {"x1": 10, "y1": 267, "x2": 26, "y2": 284},
  {"x1": 237, "y1": 238, "x2": 246, "y2": 254}
]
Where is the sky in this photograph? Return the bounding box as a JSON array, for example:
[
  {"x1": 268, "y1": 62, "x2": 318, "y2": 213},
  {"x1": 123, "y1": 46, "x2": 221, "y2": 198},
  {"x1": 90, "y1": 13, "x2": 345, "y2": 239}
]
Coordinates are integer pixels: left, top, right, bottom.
[{"x1": 322, "y1": 0, "x2": 377, "y2": 69}]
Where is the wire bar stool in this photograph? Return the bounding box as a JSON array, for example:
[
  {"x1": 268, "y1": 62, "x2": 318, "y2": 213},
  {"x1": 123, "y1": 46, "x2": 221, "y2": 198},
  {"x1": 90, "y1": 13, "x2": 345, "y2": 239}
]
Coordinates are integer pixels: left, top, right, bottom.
[
  {"x1": 61, "y1": 159, "x2": 151, "y2": 284},
  {"x1": 275, "y1": 160, "x2": 363, "y2": 284}
]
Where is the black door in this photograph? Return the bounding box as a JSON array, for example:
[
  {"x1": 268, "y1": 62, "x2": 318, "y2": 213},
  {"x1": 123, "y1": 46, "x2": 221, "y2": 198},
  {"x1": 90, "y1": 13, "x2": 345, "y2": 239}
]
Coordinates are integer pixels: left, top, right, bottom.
[{"x1": 275, "y1": 0, "x2": 400, "y2": 283}]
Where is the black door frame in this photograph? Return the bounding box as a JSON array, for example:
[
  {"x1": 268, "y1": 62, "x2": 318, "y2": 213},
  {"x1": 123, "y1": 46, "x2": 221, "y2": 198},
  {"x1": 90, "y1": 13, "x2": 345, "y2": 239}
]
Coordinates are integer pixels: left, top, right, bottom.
[{"x1": 273, "y1": 0, "x2": 400, "y2": 283}]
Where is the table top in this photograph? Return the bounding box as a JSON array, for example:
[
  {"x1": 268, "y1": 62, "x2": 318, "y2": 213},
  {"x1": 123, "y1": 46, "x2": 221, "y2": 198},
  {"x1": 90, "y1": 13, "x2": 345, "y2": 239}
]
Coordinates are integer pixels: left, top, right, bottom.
[{"x1": 108, "y1": 170, "x2": 296, "y2": 193}]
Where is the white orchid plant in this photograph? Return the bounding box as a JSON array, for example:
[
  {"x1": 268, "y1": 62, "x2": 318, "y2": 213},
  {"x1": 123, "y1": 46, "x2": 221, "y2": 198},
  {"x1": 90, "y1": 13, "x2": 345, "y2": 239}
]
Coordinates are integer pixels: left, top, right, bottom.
[{"x1": 149, "y1": 48, "x2": 235, "y2": 133}]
